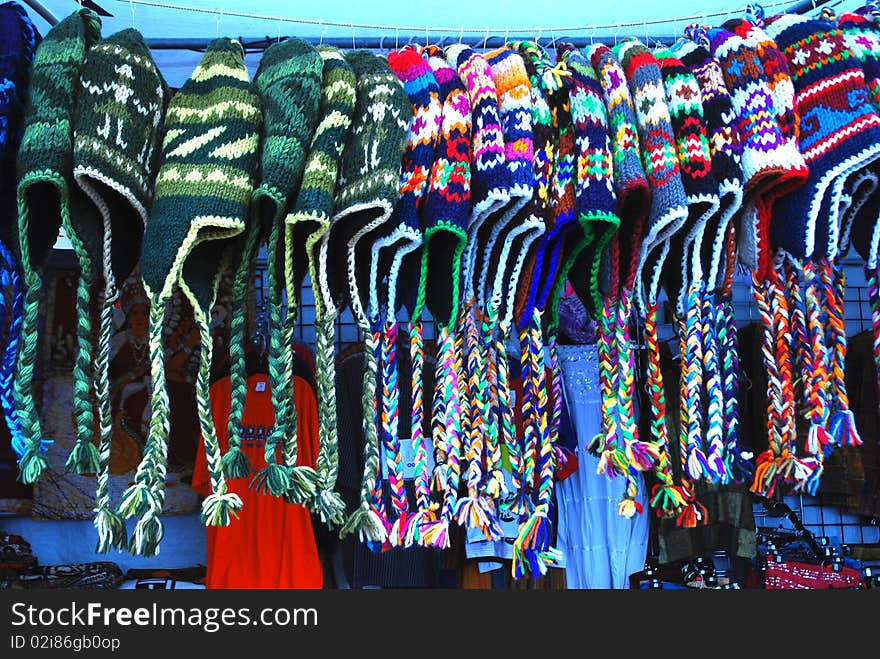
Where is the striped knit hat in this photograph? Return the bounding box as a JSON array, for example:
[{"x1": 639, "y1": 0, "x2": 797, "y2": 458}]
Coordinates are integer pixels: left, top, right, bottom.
[
  {"x1": 766, "y1": 14, "x2": 880, "y2": 261},
  {"x1": 130, "y1": 38, "x2": 261, "y2": 556},
  {"x1": 479, "y1": 48, "x2": 535, "y2": 323},
  {"x1": 14, "y1": 8, "x2": 101, "y2": 486},
  {"x1": 225, "y1": 38, "x2": 322, "y2": 507},
  {"x1": 291, "y1": 46, "x2": 356, "y2": 528},
  {"x1": 336, "y1": 50, "x2": 409, "y2": 546},
  {"x1": 555, "y1": 45, "x2": 619, "y2": 318},
  {"x1": 586, "y1": 43, "x2": 654, "y2": 517},
  {"x1": 380, "y1": 45, "x2": 443, "y2": 545},
  {"x1": 655, "y1": 47, "x2": 720, "y2": 314},
  {"x1": 0, "y1": 1, "x2": 37, "y2": 462},
  {"x1": 707, "y1": 26, "x2": 806, "y2": 279},
  {"x1": 417, "y1": 45, "x2": 471, "y2": 330},
  {"x1": 615, "y1": 39, "x2": 688, "y2": 314},
  {"x1": 672, "y1": 38, "x2": 745, "y2": 295},
  {"x1": 71, "y1": 28, "x2": 167, "y2": 549}
]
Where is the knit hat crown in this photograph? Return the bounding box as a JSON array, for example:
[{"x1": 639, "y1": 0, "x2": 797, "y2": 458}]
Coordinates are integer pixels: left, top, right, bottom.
[
  {"x1": 73, "y1": 28, "x2": 168, "y2": 286},
  {"x1": 142, "y1": 37, "x2": 261, "y2": 309}
]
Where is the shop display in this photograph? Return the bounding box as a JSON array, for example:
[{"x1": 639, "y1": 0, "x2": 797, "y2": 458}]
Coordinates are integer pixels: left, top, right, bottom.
[{"x1": 1, "y1": 0, "x2": 880, "y2": 591}]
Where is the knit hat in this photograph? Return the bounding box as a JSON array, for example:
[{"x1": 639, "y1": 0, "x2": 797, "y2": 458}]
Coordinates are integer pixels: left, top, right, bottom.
[
  {"x1": 585, "y1": 43, "x2": 655, "y2": 516},
  {"x1": 0, "y1": 1, "x2": 37, "y2": 462},
  {"x1": 588, "y1": 44, "x2": 651, "y2": 301},
  {"x1": 614, "y1": 39, "x2": 689, "y2": 313},
  {"x1": 14, "y1": 8, "x2": 102, "y2": 486},
  {"x1": 129, "y1": 38, "x2": 261, "y2": 556},
  {"x1": 766, "y1": 14, "x2": 880, "y2": 261},
  {"x1": 477, "y1": 47, "x2": 535, "y2": 322},
  {"x1": 379, "y1": 45, "x2": 443, "y2": 545},
  {"x1": 416, "y1": 45, "x2": 471, "y2": 330},
  {"x1": 707, "y1": 26, "x2": 806, "y2": 280},
  {"x1": 71, "y1": 28, "x2": 167, "y2": 550},
  {"x1": 655, "y1": 47, "x2": 720, "y2": 314},
  {"x1": 222, "y1": 38, "x2": 322, "y2": 507},
  {"x1": 445, "y1": 44, "x2": 511, "y2": 307},
  {"x1": 287, "y1": 46, "x2": 356, "y2": 528},
  {"x1": 555, "y1": 45, "x2": 619, "y2": 318},
  {"x1": 672, "y1": 37, "x2": 745, "y2": 295},
  {"x1": 838, "y1": 12, "x2": 880, "y2": 262},
  {"x1": 335, "y1": 50, "x2": 409, "y2": 546}
]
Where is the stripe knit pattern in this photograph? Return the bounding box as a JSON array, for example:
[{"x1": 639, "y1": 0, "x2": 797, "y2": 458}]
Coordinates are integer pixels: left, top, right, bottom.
[
  {"x1": 556, "y1": 45, "x2": 619, "y2": 317},
  {"x1": 0, "y1": 1, "x2": 37, "y2": 462},
  {"x1": 766, "y1": 13, "x2": 880, "y2": 262},
  {"x1": 289, "y1": 46, "x2": 356, "y2": 527},
  {"x1": 132, "y1": 38, "x2": 261, "y2": 555},
  {"x1": 247, "y1": 39, "x2": 322, "y2": 506},
  {"x1": 383, "y1": 45, "x2": 443, "y2": 544},
  {"x1": 71, "y1": 28, "x2": 167, "y2": 550},
  {"x1": 14, "y1": 8, "x2": 102, "y2": 486},
  {"x1": 335, "y1": 50, "x2": 409, "y2": 540}
]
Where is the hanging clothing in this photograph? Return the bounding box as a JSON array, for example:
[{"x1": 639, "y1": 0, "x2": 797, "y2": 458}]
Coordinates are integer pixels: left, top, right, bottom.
[
  {"x1": 555, "y1": 344, "x2": 649, "y2": 589},
  {"x1": 192, "y1": 373, "x2": 323, "y2": 589}
]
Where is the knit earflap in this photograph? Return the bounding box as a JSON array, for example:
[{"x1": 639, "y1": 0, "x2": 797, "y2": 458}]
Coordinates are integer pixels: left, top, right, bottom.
[
  {"x1": 402, "y1": 46, "x2": 472, "y2": 548},
  {"x1": 14, "y1": 7, "x2": 102, "y2": 485},
  {"x1": 383, "y1": 44, "x2": 443, "y2": 545},
  {"x1": 71, "y1": 28, "x2": 167, "y2": 551},
  {"x1": 233, "y1": 38, "x2": 322, "y2": 507},
  {"x1": 132, "y1": 38, "x2": 261, "y2": 555},
  {"x1": 335, "y1": 50, "x2": 408, "y2": 545},
  {"x1": 287, "y1": 46, "x2": 356, "y2": 528},
  {"x1": 0, "y1": 1, "x2": 38, "y2": 461}
]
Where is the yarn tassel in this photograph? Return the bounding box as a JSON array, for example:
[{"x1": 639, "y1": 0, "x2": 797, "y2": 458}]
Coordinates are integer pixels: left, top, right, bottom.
[
  {"x1": 93, "y1": 505, "x2": 126, "y2": 553},
  {"x1": 340, "y1": 503, "x2": 388, "y2": 545},
  {"x1": 64, "y1": 440, "x2": 99, "y2": 476},
  {"x1": 250, "y1": 463, "x2": 291, "y2": 497},
  {"x1": 200, "y1": 490, "x2": 244, "y2": 527},
  {"x1": 219, "y1": 446, "x2": 253, "y2": 480}
]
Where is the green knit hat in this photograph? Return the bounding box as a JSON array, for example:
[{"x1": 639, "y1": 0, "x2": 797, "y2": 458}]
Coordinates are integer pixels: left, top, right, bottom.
[
  {"x1": 14, "y1": 7, "x2": 102, "y2": 486},
  {"x1": 124, "y1": 38, "x2": 261, "y2": 557},
  {"x1": 335, "y1": 50, "x2": 409, "y2": 544},
  {"x1": 71, "y1": 27, "x2": 168, "y2": 551},
  {"x1": 330, "y1": 50, "x2": 408, "y2": 332},
  {"x1": 222, "y1": 38, "x2": 322, "y2": 504},
  {"x1": 287, "y1": 46, "x2": 356, "y2": 527}
]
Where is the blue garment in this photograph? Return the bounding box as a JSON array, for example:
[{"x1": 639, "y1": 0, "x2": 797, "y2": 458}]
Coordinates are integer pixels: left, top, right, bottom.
[{"x1": 555, "y1": 344, "x2": 649, "y2": 589}]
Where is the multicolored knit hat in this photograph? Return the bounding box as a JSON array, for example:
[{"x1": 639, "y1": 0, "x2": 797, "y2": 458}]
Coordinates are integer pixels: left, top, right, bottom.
[
  {"x1": 336, "y1": 50, "x2": 408, "y2": 546},
  {"x1": 707, "y1": 26, "x2": 805, "y2": 280},
  {"x1": 0, "y1": 1, "x2": 37, "y2": 462},
  {"x1": 555, "y1": 45, "x2": 619, "y2": 318},
  {"x1": 614, "y1": 39, "x2": 689, "y2": 314},
  {"x1": 14, "y1": 8, "x2": 101, "y2": 486},
  {"x1": 380, "y1": 45, "x2": 443, "y2": 545},
  {"x1": 585, "y1": 43, "x2": 655, "y2": 518},
  {"x1": 478, "y1": 47, "x2": 534, "y2": 322},
  {"x1": 766, "y1": 14, "x2": 880, "y2": 261},
  {"x1": 71, "y1": 28, "x2": 167, "y2": 550},
  {"x1": 291, "y1": 46, "x2": 356, "y2": 528},
  {"x1": 224, "y1": 38, "x2": 322, "y2": 508},
  {"x1": 672, "y1": 37, "x2": 745, "y2": 295},
  {"x1": 654, "y1": 47, "x2": 720, "y2": 314},
  {"x1": 130, "y1": 38, "x2": 261, "y2": 556}
]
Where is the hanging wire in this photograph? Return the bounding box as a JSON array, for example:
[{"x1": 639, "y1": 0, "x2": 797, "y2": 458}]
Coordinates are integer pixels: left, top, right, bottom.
[{"x1": 100, "y1": 0, "x2": 814, "y2": 35}]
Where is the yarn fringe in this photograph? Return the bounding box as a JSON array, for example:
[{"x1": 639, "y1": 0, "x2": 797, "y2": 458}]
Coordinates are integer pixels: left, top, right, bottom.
[
  {"x1": 93, "y1": 505, "x2": 126, "y2": 554},
  {"x1": 250, "y1": 463, "x2": 291, "y2": 497},
  {"x1": 200, "y1": 491, "x2": 243, "y2": 527},
  {"x1": 314, "y1": 488, "x2": 347, "y2": 529},
  {"x1": 685, "y1": 447, "x2": 710, "y2": 481},
  {"x1": 128, "y1": 514, "x2": 164, "y2": 558},
  {"x1": 649, "y1": 483, "x2": 687, "y2": 518},
  {"x1": 284, "y1": 465, "x2": 319, "y2": 505},
  {"x1": 17, "y1": 448, "x2": 48, "y2": 486},
  {"x1": 828, "y1": 409, "x2": 862, "y2": 447},
  {"x1": 511, "y1": 511, "x2": 559, "y2": 579},
  {"x1": 454, "y1": 494, "x2": 501, "y2": 540},
  {"x1": 64, "y1": 440, "x2": 100, "y2": 475},
  {"x1": 219, "y1": 446, "x2": 253, "y2": 479},
  {"x1": 416, "y1": 517, "x2": 450, "y2": 549},
  {"x1": 676, "y1": 499, "x2": 708, "y2": 528},
  {"x1": 340, "y1": 504, "x2": 388, "y2": 545},
  {"x1": 116, "y1": 482, "x2": 157, "y2": 520}
]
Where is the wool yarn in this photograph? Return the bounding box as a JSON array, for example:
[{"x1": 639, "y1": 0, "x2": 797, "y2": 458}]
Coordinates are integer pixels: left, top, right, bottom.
[
  {"x1": 336, "y1": 50, "x2": 409, "y2": 544},
  {"x1": 132, "y1": 38, "x2": 261, "y2": 555},
  {"x1": 15, "y1": 8, "x2": 102, "y2": 486},
  {"x1": 71, "y1": 28, "x2": 167, "y2": 550},
  {"x1": 290, "y1": 46, "x2": 356, "y2": 528}
]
